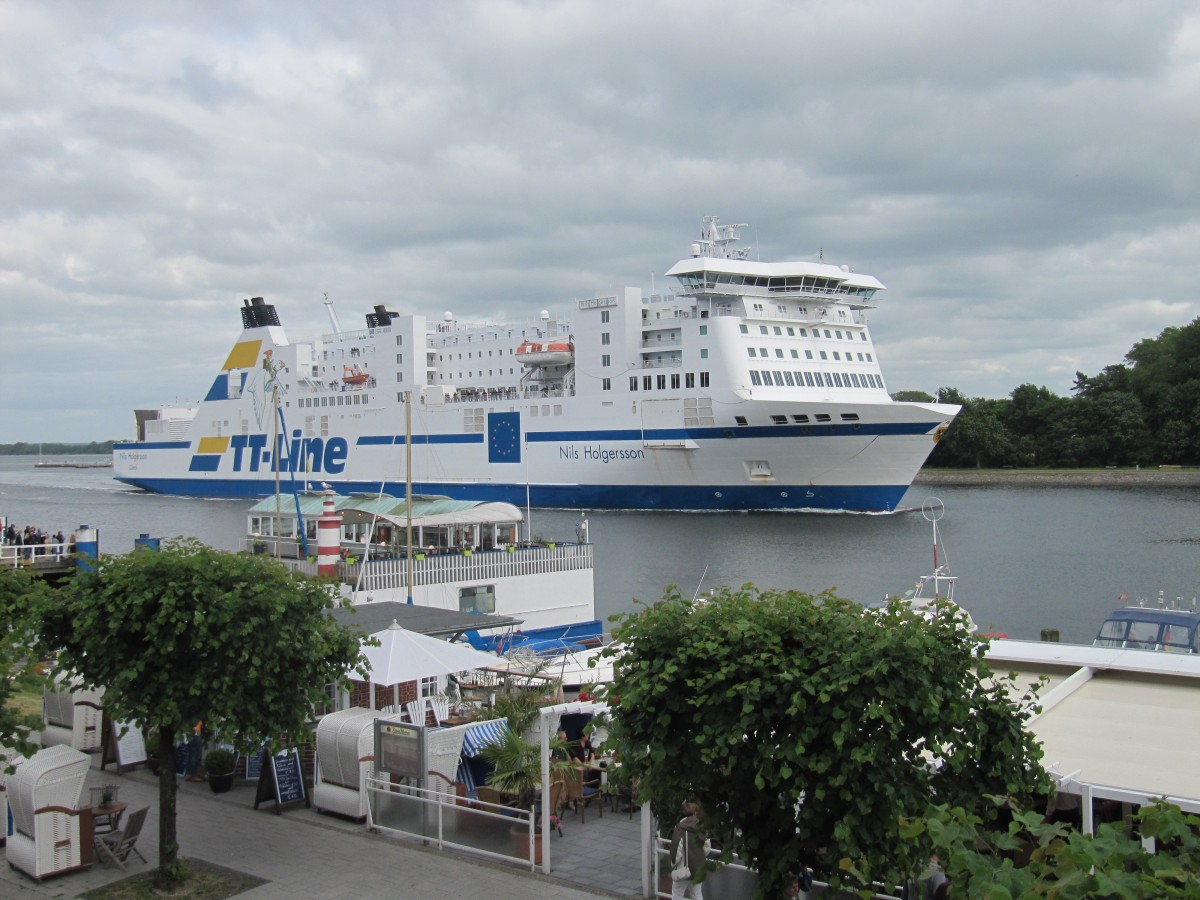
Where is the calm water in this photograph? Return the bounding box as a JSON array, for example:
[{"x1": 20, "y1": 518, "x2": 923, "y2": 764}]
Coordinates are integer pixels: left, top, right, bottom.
[{"x1": 2, "y1": 456, "x2": 1198, "y2": 644}]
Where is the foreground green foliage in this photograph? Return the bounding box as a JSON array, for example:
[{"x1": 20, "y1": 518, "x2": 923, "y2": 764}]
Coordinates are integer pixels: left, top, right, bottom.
[
  {"x1": 0, "y1": 567, "x2": 52, "y2": 764},
  {"x1": 908, "y1": 798, "x2": 1200, "y2": 898},
  {"x1": 38, "y1": 540, "x2": 364, "y2": 888},
  {"x1": 601, "y1": 585, "x2": 1049, "y2": 899},
  {"x1": 924, "y1": 316, "x2": 1200, "y2": 468}
]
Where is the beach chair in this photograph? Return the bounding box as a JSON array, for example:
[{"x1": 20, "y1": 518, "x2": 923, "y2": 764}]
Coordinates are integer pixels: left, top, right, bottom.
[
  {"x1": 95, "y1": 806, "x2": 149, "y2": 871},
  {"x1": 5, "y1": 745, "x2": 91, "y2": 880}
]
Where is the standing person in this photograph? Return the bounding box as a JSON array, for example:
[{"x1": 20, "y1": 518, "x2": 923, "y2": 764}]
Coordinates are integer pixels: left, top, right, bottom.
[
  {"x1": 669, "y1": 801, "x2": 708, "y2": 900},
  {"x1": 185, "y1": 721, "x2": 205, "y2": 782}
]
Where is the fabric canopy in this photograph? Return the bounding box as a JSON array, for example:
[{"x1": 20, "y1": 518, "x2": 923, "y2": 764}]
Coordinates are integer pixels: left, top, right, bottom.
[
  {"x1": 460, "y1": 719, "x2": 510, "y2": 758},
  {"x1": 361, "y1": 620, "x2": 500, "y2": 685}
]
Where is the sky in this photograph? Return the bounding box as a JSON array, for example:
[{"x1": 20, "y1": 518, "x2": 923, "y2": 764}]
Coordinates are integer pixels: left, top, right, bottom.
[{"x1": 2, "y1": 1, "x2": 1198, "y2": 442}]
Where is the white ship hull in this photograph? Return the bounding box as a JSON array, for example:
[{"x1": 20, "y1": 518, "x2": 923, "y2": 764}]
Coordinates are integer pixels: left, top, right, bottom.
[{"x1": 114, "y1": 218, "x2": 958, "y2": 512}]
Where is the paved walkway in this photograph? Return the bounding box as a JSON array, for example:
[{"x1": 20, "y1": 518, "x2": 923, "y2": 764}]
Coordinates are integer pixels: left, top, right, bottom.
[{"x1": 2, "y1": 761, "x2": 637, "y2": 899}]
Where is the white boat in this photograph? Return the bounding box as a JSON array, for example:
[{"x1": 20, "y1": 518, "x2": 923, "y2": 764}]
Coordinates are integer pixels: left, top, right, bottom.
[
  {"x1": 243, "y1": 491, "x2": 598, "y2": 636},
  {"x1": 893, "y1": 498, "x2": 976, "y2": 632},
  {"x1": 113, "y1": 216, "x2": 959, "y2": 511}
]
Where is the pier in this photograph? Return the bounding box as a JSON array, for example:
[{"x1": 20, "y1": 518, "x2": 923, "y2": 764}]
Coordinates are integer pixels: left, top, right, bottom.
[{"x1": 0, "y1": 541, "x2": 75, "y2": 577}]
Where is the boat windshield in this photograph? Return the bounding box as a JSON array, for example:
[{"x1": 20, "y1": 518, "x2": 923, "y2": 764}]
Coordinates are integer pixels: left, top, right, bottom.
[{"x1": 1095, "y1": 617, "x2": 1197, "y2": 653}]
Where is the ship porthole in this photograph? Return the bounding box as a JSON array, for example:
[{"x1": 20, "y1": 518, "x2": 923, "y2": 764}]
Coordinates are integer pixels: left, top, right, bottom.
[
  {"x1": 714, "y1": 491, "x2": 723, "y2": 499},
  {"x1": 780, "y1": 492, "x2": 788, "y2": 498}
]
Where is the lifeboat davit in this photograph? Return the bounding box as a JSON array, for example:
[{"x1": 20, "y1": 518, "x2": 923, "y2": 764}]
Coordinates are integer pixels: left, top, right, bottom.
[{"x1": 516, "y1": 340, "x2": 574, "y2": 367}]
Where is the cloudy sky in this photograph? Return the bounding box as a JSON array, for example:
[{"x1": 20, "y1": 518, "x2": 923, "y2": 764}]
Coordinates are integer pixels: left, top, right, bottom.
[{"x1": 2, "y1": 1, "x2": 1197, "y2": 442}]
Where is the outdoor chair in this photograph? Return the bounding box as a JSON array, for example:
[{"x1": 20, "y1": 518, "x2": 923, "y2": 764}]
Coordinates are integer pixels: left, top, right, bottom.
[
  {"x1": 564, "y1": 764, "x2": 603, "y2": 822},
  {"x1": 474, "y1": 785, "x2": 508, "y2": 810},
  {"x1": 95, "y1": 805, "x2": 148, "y2": 871},
  {"x1": 405, "y1": 700, "x2": 427, "y2": 727},
  {"x1": 545, "y1": 776, "x2": 566, "y2": 836},
  {"x1": 426, "y1": 694, "x2": 450, "y2": 724}
]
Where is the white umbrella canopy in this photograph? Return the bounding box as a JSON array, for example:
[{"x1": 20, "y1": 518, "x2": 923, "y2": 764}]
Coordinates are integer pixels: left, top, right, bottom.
[{"x1": 362, "y1": 620, "x2": 500, "y2": 685}]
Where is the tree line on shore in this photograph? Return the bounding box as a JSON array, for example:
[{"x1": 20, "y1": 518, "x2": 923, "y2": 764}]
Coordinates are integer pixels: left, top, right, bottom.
[
  {"x1": 0, "y1": 440, "x2": 115, "y2": 456},
  {"x1": 904, "y1": 316, "x2": 1200, "y2": 469}
]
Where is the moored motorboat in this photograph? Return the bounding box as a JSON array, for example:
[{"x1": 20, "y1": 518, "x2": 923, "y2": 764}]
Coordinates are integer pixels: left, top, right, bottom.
[{"x1": 1093, "y1": 592, "x2": 1200, "y2": 653}]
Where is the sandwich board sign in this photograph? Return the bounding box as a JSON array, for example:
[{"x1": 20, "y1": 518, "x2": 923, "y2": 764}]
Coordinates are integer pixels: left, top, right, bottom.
[
  {"x1": 101, "y1": 720, "x2": 148, "y2": 774},
  {"x1": 253, "y1": 747, "x2": 309, "y2": 814}
]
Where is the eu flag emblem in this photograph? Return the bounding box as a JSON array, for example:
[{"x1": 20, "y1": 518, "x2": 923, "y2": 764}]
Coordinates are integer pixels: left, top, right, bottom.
[{"x1": 488, "y1": 412, "x2": 521, "y2": 464}]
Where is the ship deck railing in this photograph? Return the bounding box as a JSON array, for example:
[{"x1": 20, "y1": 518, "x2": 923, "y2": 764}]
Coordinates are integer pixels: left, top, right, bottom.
[{"x1": 241, "y1": 538, "x2": 593, "y2": 588}]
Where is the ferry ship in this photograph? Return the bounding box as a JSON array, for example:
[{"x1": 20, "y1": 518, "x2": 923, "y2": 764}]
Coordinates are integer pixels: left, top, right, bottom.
[{"x1": 113, "y1": 217, "x2": 958, "y2": 511}]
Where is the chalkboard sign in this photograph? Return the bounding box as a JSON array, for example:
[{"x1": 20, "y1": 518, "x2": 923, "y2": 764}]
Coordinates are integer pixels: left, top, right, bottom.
[
  {"x1": 245, "y1": 748, "x2": 264, "y2": 781},
  {"x1": 253, "y1": 747, "x2": 309, "y2": 814},
  {"x1": 101, "y1": 719, "x2": 148, "y2": 773}
]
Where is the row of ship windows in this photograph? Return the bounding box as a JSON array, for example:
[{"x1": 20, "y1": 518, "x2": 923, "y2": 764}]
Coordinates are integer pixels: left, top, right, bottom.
[
  {"x1": 742, "y1": 323, "x2": 867, "y2": 341},
  {"x1": 735, "y1": 412, "x2": 863, "y2": 426},
  {"x1": 749, "y1": 370, "x2": 885, "y2": 390},
  {"x1": 294, "y1": 393, "x2": 371, "y2": 408},
  {"x1": 749, "y1": 347, "x2": 874, "y2": 363},
  {"x1": 621, "y1": 372, "x2": 712, "y2": 391}
]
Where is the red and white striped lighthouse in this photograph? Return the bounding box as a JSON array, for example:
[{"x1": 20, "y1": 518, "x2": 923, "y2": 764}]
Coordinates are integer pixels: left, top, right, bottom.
[{"x1": 317, "y1": 489, "x2": 341, "y2": 577}]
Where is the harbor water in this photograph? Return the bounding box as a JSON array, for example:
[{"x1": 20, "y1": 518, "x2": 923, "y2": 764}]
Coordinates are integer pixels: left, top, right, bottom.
[{"x1": 2, "y1": 456, "x2": 1197, "y2": 644}]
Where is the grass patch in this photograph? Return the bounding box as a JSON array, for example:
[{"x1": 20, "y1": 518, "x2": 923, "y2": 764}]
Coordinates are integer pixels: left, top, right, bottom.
[{"x1": 78, "y1": 858, "x2": 267, "y2": 899}]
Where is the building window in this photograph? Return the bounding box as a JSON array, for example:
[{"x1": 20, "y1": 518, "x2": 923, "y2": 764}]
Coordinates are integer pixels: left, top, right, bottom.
[
  {"x1": 700, "y1": 372, "x2": 710, "y2": 387},
  {"x1": 699, "y1": 325, "x2": 708, "y2": 335},
  {"x1": 420, "y1": 675, "x2": 439, "y2": 699},
  {"x1": 602, "y1": 354, "x2": 611, "y2": 367},
  {"x1": 775, "y1": 349, "x2": 784, "y2": 358},
  {"x1": 773, "y1": 371, "x2": 785, "y2": 386},
  {"x1": 601, "y1": 310, "x2": 610, "y2": 323},
  {"x1": 748, "y1": 348, "x2": 757, "y2": 358},
  {"x1": 786, "y1": 327, "x2": 795, "y2": 336},
  {"x1": 773, "y1": 326, "x2": 782, "y2": 335},
  {"x1": 602, "y1": 378, "x2": 611, "y2": 391},
  {"x1": 819, "y1": 351, "x2": 828, "y2": 360},
  {"x1": 459, "y1": 584, "x2": 495, "y2": 614},
  {"x1": 739, "y1": 324, "x2": 748, "y2": 334},
  {"x1": 804, "y1": 372, "x2": 815, "y2": 386},
  {"x1": 700, "y1": 348, "x2": 708, "y2": 359},
  {"x1": 671, "y1": 373, "x2": 680, "y2": 389},
  {"x1": 784, "y1": 371, "x2": 795, "y2": 386},
  {"x1": 629, "y1": 376, "x2": 638, "y2": 391},
  {"x1": 656, "y1": 374, "x2": 666, "y2": 390},
  {"x1": 759, "y1": 326, "x2": 768, "y2": 335},
  {"x1": 750, "y1": 371, "x2": 762, "y2": 386},
  {"x1": 601, "y1": 332, "x2": 611, "y2": 345},
  {"x1": 643, "y1": 375, "x2": 652, "y2": 390},
  {"x1": 685, "y1": 373, "x2": 695, "y2": 388}
]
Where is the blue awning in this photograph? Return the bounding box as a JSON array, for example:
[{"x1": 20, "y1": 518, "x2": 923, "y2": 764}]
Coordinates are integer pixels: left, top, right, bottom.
[{"x1": 460, "y1": 718, "x2": 509, "y2": 758}]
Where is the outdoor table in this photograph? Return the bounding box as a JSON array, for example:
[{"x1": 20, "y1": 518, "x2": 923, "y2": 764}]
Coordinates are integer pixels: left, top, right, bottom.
[{"x1": 88, "y1": 799, "x2": 128, "y2": 836}]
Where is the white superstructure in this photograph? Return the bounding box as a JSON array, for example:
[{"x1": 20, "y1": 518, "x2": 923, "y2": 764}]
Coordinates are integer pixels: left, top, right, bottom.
[{"x1": 114, "y1": 217, "x2": 958, "y2": 511}]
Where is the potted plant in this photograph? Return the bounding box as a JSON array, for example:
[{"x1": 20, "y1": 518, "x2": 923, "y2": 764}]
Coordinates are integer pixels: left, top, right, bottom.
[
  {"x1": 204, "y1": 747, "x2": 237, "y2": 794},
  {"x1": 479, "y1": 727, "x2": 572, "y2": 863}
]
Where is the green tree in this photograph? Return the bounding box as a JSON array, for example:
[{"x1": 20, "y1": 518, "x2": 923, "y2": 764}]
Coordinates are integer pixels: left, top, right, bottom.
[
  {"x1": 37, "y1": 540, "x2": 364, "y2": 888},
  {"x1": 892, "y1": 390, "x2": 936, "y2": 403},
  {"x1": 601, "y1": 586, "x2": 1048, "y2": 898},
  {"x1": 1, "y1": 567, "x2": 53, "y2": 765},
  {"x1": 907, "y1": 798, "x2": 1200, "y2": 898},
  {"x1": 928, "y1": 389, "x2": 1014, "y2": 468}
]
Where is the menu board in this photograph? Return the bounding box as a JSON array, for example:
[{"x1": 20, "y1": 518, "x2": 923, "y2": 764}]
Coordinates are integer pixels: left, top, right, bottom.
[
  {"x1": 101, "y1": 720, "x2": 148, "y2": 773},
  {"x1": 253, "y1": 747, "x2": 310, "y2": 814}
]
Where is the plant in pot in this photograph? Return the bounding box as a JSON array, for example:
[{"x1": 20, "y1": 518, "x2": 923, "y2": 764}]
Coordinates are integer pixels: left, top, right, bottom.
[
  {"x1": 204, "y1": 747, "x2": 237, "y2": 794},
  {"x1": 479, "y1": 727, "x2": 572, "y2": 863}
]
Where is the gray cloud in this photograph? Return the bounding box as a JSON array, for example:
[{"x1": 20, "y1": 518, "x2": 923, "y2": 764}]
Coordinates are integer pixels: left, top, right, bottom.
[{"x1": 1, "y1": 0, "x2": 1197, "y2": 440}]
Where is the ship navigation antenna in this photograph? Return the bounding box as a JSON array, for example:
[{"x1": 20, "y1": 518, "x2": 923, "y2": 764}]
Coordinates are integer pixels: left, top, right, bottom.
[
  {"x1": 921, "y1": 497, "x2": 946, "y2": 599},
  {"x1": 323, "y1": 293, "x2": 342, "y2": 334}
]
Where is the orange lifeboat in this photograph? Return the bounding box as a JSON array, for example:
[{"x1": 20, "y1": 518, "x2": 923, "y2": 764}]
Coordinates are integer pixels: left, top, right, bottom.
[
  {"x1": 342, "y1": 365, "x2": 369, "y2": 385},
  {"x1": 516, "y1": 340, "x2": 574, "y2": 367}
]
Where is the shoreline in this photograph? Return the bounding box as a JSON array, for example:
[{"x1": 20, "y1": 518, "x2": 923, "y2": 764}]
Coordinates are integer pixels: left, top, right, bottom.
[{"x1": 915, "y1": 468, "x2": 1200, "y2": 487}]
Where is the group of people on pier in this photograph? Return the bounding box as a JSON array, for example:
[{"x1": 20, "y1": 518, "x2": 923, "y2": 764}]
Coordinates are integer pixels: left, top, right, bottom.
[{"x1": 1, "y1": 521, "x2": 74, "y2": 560}]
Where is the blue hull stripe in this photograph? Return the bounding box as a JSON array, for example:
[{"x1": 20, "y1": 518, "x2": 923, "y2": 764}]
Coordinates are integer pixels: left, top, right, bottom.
[
  {"x1": 355, "y1": 422, "x2": 940, "y2": 446},
  {"x1": 112, "y1": 475, "x2": 909, "y2": 512},
  {"x1": 356, "y1": 434, "x2": 485, "y2": 446},
  {"x1": 116, "y1": 441, "x2": 192, "y2": 450}
]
